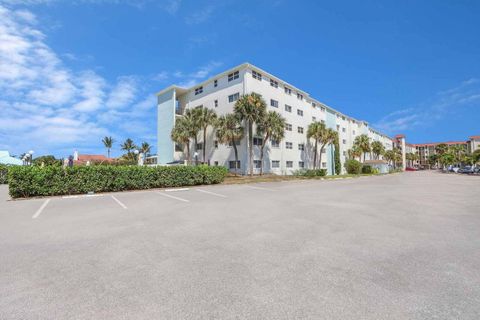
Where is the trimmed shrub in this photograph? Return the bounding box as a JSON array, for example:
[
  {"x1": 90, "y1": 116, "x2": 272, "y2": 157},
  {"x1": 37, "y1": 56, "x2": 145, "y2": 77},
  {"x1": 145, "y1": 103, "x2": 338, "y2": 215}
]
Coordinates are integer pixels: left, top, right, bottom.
[
  {"x1": 344, "y1": 159, "x2": 362, "y2": 174},
  {"x1": 294, "y1": 169, "x2": 327, "y2": 177},
  {"x1": 0, "y1": 165, "x2": 8, "y2": 184},
  {"x1": 8, "y1": 165, "x2": 228, "y2": 198},
  {"x1": 361, "y1": 165, "x2": 373, "y2": 174}
]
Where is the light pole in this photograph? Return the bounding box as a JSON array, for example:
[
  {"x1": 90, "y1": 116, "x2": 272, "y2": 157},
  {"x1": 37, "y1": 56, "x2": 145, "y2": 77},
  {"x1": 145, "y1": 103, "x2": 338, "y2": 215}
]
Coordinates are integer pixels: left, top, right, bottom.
[{"x1": 194, "y1": 152, "x2": 199, "y2": 166}]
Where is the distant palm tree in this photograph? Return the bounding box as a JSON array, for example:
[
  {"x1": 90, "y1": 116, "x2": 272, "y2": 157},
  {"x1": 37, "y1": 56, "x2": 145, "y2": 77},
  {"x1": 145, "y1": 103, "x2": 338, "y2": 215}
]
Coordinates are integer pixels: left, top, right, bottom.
[
  {"x1": 121, "y1": 138, "x2": 136, "y2": 160},
  {"x1": 234, "y1": 93, "x2": 267, "y2": 176},
  {"x1": 371, "y1": 140, "x2": 385, "y2": 160},
  {"x1": 307, "y1": 122, "x2": 336, "y2": 169},
  {"x1": 171, "y1": 117, "x2": 193, "y2": 161},
  {"x1": 140, "y1": 142, "x2": 152, "y2": 157},
  {"x1": 257, "y1": 111, "x2": 286, "y2": 175},
  {"x1": 216, "y1": 114, "x2": 244, "y2": 175},
  {"x1": 102, "y1": 136, "x2": 114, "y2": 158},
  {"x1": 354, "y1": 134, "x2": 371, "y2": 162},
  {"x1": 197, "y1": 108, "x2": 217, "y2": 163}
]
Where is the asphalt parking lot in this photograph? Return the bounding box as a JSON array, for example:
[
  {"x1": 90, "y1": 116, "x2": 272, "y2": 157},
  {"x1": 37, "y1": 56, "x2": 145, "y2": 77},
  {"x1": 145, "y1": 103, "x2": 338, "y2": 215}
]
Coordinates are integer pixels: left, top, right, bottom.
[{"x1": 1, "y1": 171, "x2": 479, "y2": 319}]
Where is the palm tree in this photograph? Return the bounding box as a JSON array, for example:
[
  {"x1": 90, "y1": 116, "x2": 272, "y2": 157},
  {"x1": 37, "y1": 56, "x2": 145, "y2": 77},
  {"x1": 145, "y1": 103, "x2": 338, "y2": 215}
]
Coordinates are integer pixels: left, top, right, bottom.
[
  {"x1": 121, "y1": 138, "x2": 136, "y2": 160},
  {"x1": 435, "y1": 143, "x2": 448, "y2": 155},
  {"x1": 197, "y1": 108, "x2": 217, "y2": 163},
  {"x1": 234, "y1": 93, "x2": 267, "y2": 176},
  {"x1": 371, "y1": 141, "x2": 385, "y2": 160},
  {"x1": 171, "y1": 117, "x2": 193, "y2": 161},
  {"x1": 102, "y1": 136, "x2": 114, "y2": 158},
  {"x1": 257, "y1": 111, "x2": 286, "y2": 175},
  {"x1": 184, "y1": 108, "x2": 202, "y2": 158},
  {"x1": 140, "y1": 142, "x2": 152, "y2": 157},
  {"x1": 348, "y1": 145, "x2": 362, "y2": 161},
  {"x1": 216, "y1": 114, "x2": 244, "y2": 175},
  {"x1": 384, "y1": 149, "x2": 395, "y2": 167},
  {"x1": 307, "y1": 122, "x2": 336, "y2": 169},
  {"x1": 353, "y1": 134, "x2": 371, "y2": 162}
]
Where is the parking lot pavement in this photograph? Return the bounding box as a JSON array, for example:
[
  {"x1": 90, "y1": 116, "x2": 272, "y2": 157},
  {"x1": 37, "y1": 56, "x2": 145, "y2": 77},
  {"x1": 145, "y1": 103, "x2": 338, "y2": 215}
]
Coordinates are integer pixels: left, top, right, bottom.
[{"x1": 0, "y1": 171, "x2": 480, "y2": 319}]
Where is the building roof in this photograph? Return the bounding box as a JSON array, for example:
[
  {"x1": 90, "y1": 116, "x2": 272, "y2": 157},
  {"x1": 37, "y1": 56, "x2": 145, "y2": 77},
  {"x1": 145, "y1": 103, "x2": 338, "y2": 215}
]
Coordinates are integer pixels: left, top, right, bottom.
[
  {"x1": 470, "y1": 135, "x2": 480, "y2": 140},
  {"x1": 0, "y1": 151, "x2": 23, "y2": 165}
]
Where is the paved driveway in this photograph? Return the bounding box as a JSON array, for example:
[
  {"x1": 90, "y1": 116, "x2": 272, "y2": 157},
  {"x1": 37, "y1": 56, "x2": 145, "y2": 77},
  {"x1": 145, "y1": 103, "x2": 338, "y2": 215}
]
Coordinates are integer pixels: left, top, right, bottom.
[{"x1": 0, "y1": 172, "x2": 479, "y2": 319}]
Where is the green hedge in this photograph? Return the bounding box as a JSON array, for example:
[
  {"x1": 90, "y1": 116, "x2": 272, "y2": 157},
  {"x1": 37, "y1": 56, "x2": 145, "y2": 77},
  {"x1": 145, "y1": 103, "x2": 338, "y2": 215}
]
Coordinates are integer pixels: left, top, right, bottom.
[
  {"x1": 8, "y1": 165, "x2": 228, "y2": 198},
  {"x1": 294, "y1": 169, "x2": 327, "y2": 177},
  {"x1": 361, "y1": 165, "x2": 373, "y2": 174},
  {"x1": 344, "y1": 159, "x2": 362, "y2": 174},
  {"x1": 0, "y1": 165, "x2": 8, "y2": 184}
]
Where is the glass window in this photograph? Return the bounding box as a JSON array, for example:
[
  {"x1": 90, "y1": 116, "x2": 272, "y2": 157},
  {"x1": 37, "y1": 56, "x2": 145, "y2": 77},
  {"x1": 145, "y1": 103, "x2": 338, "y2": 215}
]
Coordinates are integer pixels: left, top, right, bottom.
[
  {"x1": 298, "y1": 143, "x2": 305, "y2": 151},
  {"x1": 286, "y1": 161, "x2": 293, "y2": 168},
  {"x1": 299, "y1": 161, "x2": 304, "y2": 168},
  {"x1": 228, "y1": 71, "x2": 239, "y2": 82},
  {"x1": 270, "y1": 79, "x2": 278, "y2": 88},
  {"x1": 285, "y1": 104, "x2": 292, "y2": 112},
  {"x1": 270, "y1": 99, "x2": 279, "y2": 108},
  {"x1": 272, "y1": 160, "x2": 280, "y2": 168},
  {"x1": 298, "y1": 127, "x2": 304, "y2": 134},
  {"x1": 297, "y1": 109, "x2": 303, "y2": 116},
  {"x1": 194, "y1": 86, "x2": 203, "y2": 95},
  {"x1": 284, "y1": 86, "x2": 292, "y2": 95},
  {"x1": 229, "y1": 160, "x2": 240, "y2": 169},
  {"x1": 286, "y1": 142, "x2": 293, "y2": 149},
  {"x1": 285, "y1": 123, "x2": 292, "y2": 131},
  {"x1": 214, "y1": 79, "x2": 218, "y2": 87},
  {"x1": 271, "y1": 140, "x2": 280, "y2": 148},
  {"x1": 252, "y1": 70, "x2": 262, "y2": 80},
  {"x1": 253, "y1": 160, "x2": 262, "y2": 168},
  {"x1": 228, "y1": 93, "x2": 240, "y2": 103}
]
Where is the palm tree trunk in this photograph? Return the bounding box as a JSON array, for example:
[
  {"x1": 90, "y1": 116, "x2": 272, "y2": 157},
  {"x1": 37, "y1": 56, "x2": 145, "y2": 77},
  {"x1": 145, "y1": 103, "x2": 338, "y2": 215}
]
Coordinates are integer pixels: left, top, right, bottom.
[
  {"x1": 248, "y1": 121, "x2": 253, "y2": 176},
  {"x1": 319, "y1": 144, "x2": 325, "y2": 170},
  {"x1": 107, "y1": 148, "x2": 110, "y2": 158},
  {"x1": 186, "y1": 143, "x2": 190, "y2": 163},
  {"x1": 203, "y1": 127, "x2": 207, "y2": 163},
  {"x1": 259, "y1": 143, "x2": 265, "y2": 175},
  {"x1": 363, "y1": 152, "x2": 366, "y2": 163},
  {"x1": 232, "y1": 139, "x2": 239, "y2": 176},
  {"x1": 313, "y1": 140, "x2": 318, "y2": 169}
]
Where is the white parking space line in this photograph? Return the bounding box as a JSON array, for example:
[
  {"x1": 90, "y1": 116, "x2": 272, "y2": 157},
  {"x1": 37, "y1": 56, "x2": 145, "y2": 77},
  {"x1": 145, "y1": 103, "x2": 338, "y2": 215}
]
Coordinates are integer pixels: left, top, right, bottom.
[
  {"x1": 195, "y1": 188, "x2": 227, "y2": 198},
  {"x1": 244, "y1": 185, "x2": 276, "y2": 191},
  {"x1": 32, "y1": 199, "x2": 50, "y2": 219},
  {"x1": 111, "y1": 195, "x2": 127, "y2": 209},
  {"x1": 165, "y1": 188, "x2": 190, "y2": 192},
  {"x1": 157, "y1": 191, "x2": 190, "y2": 203}
]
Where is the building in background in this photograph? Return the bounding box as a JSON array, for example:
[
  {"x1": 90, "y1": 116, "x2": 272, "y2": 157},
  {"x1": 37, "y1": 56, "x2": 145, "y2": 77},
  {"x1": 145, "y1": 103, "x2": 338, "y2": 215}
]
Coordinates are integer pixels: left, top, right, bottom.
[
  {"x1": 156, "y1": 63, "x2": 394, "y2": 175},
  {"x1": 414, "y1": 140, "x2": 470, "y2": 167},
  {"x1": 0, "y1": 151, "x2": 23, "y2": 165}
]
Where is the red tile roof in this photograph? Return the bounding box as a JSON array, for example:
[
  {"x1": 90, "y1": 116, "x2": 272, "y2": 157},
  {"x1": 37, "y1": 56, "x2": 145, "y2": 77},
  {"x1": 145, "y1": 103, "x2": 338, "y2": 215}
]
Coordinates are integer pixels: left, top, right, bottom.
[
  {"x1": 75, "y1": 154, "x2": 115, "y2": 164},
  {"x1": 470, "y1": 135, "x2": 480, "y2": 140}
]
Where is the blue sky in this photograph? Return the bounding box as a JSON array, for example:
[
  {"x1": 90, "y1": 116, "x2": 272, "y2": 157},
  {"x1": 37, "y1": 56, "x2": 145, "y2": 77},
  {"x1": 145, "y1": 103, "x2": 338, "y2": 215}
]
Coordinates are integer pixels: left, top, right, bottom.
[{"x1": 1, "y1": 0, "x2": 479, "y2": 158}]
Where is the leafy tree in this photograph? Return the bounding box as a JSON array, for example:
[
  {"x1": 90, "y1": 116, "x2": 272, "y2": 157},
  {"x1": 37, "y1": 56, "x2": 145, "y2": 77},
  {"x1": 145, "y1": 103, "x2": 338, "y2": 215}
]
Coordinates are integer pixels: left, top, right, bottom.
[
  {"x1": 371, "y1": 141, "x2": 385, "y2": 160},
  {"x1": 234, "y1": 93, "x2": 267, "y2": 176},
  {"x1": 428, "y1": 154, "x2": 439, "y2": 167},
  {"x1": 353, "y1": 134, "x2": 371, "y2": 162},
  {"x1": 102, "y1": 136, "x2": 114, "y2": 158},
  {"x1": 257, "y1": 111, "x2": 286, "y2": 175},
  {"x1": 197, "y1": 108, "x2": 217, "y2": 162},
  {"x1": 32, "y1": 155, "x2": 61, "y2": 166},
  {"x1": 216, "y1": 114, "x2": 244, "y2": 175},
  {"x1": 307, "y1": 122, "x2": 336, "y2": 169}
]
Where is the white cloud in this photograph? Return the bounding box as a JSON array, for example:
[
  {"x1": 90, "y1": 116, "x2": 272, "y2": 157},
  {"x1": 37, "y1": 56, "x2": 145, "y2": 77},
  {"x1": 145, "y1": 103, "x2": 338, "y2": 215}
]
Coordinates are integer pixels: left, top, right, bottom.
[
  {"x1": 373, "y1": 80, "x2": 480, "y2": 134},
  {"x1": 164, "y1": 0, "x2": 181, "y2": 15},
  {"x1": 0, "y1": 4, "x2": 153, "y2": 157},
  {"x1": 184, "y1": 6, "x2": 214, "y2": 25},
  {"x1": 106, "y1": 76, "x2": 138, "y2": 109}
]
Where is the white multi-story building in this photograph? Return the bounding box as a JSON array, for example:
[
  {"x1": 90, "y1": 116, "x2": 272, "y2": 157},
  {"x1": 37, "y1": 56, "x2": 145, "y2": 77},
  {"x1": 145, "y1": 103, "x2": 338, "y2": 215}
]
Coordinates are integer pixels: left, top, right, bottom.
[{"x1": 157, "y1": 63, "x2": 394, "y2": 175}]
